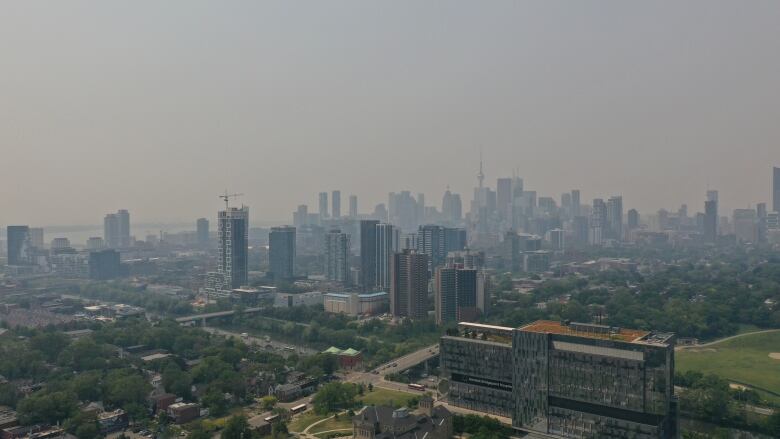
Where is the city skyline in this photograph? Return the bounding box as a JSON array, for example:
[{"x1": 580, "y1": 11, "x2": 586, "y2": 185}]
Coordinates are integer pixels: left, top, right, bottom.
[{"x1": 3, "y1": 2, "x2": 780, "y2": 225}]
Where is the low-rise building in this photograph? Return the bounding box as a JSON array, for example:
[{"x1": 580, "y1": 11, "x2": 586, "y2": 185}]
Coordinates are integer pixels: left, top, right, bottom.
[
  {"x1": 274, "y1": 291, "x2": 323, "y2": 308},
  {"x1": 352, "y1": 397, "x2": 452, "y2": 439},
  {"x1": 323, "y1": 292, "x2": 389, "y2": 316},
  {"x1": 167, "y1": 402, "x2": 200, "y2": 424}
]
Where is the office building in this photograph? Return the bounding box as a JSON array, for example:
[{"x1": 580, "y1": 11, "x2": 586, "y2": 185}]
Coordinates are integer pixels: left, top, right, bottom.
[
  {"x1": 213, "y1": 206, "x2": 249, "y2": 290},
  {"x1": 390, "y1": 250, "x2": 429, "y2": 319},
  {"x1": 435, "y1": 265, "x2": 480, "y2": 325},
  {"x1": 524, "y1": 251, "x2": 550, "y2": 273},
  {"x1": 440, "y1": 321, "x2": 677, "y2": 439},
  {"x1": 570, "y1": 190, "x2": 581, "y2": 217},
  {"x1": 572, "y1": 216, "x2": 589, "y2": 245},
  {"x1": 497, "y1": 178, "x2": 513, "y2": 217},
  {"x1": 349, "y1": 195, "x2": 358, "y2": 218},
  {"x1": 704, "y1": 200, "x2": 718, "y2": 243},
  {"x1": 359, "y1": 220, "x2": 379, "y2": 289},
  {"x1": 376, "y1": 223, "x2": 399, "y2": 290},
  {"x1": 196, "y1": 218, "x2": 209, "y2": 246},
  {"x1": 269, "y1": 226, "x2": 296, "y2": 280},
  {"x1": 606, "y1": 196, "x2": 623, "y2": 241},
  {"x1": 773, "y1": 166, "x2": 780, "y2": 213},
  {"x1": 89, "y1": 249, "x2": 121, "y2": 280},
  {"x1": 733, "y1": 209, "x2": 757, "y2": 243},
  {"x1": 332, "y1": 190, "x2": 341, "y2": 219},
  {"x1": 7, "y1": 226, "x2": 31, "y2": 266},
  {"x1": 627, "y1": 209, "x2": 640, "y2": 230},
  {"x1": 325, "y1": 229, "x2": 350, "y2": 283},
  {"x1": 28, "y1": 228, "x2": 44, "y2": 249},
  {"x1": 416, "y1": 225, "x2": 465, "y2": 270},
  {"x1": 319, "y1": 192, "x2": 329, "y2": 219}
]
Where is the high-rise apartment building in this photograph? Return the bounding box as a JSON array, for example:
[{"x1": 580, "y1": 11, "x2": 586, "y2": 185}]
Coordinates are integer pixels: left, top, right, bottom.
[
  {"x1": 773, "y1": 166, "x2": 780, "y2": 213},
  {"x1": 704, "y1": 199, "x2": 718, "y2": 243},
  {"x1": 28, "y1": 228, "x2": 44, "y2": 249},
  {"x1": 332, "y1": 190, "x2": 341, "y2": 219},
  {"x1": 6, "y1": 226, "x2": 31, "y2": 266},
  {"x1": 104, "y1": 210, "x2": 131, "y2": 248},
  {"x1": 440, "y1": 321, "x2": 678, "y2": 439},
  {"x1": 390, "y1": 250, "x2": 429, "y2": 319},
  {"x1": 325, "y1": 229, "x2": 350, "y2": 283},
  {"x1": 269, "y1": 226, "x2": 296, "y2": 280},
  {"x1": 627, "y1": 208, "x2": 640, "y2": 230},
  {"x1": 606, "y1": 196, "x2": 623, "y2": 241},
  {"x1": 319, "y1": 192, "x2": 329, "y2": 219},
  {"x1": 733, "y1": 208, "x2": 757, "y2": 243},
  {"x1": 359, "y1": 220, "x2": 379, "y2": 289},
  {"x1": 349, "y1": 195, "x2": 358, "y2": 218},
  {"x1": 435, "y1": 265, "x2": 480, "y2": 325},
  {"x1": 196, "y1": 218, "x2": 209, "y2": 246},
  {"x1": 215, "y1": 206, "x2": 249, "y2": 289},
  {"x1": 589, "y1": 199, "x2": 606, "y2": 245},
  {"x1": 376, "y1": 223, "x2": 399, "y2": 290}
]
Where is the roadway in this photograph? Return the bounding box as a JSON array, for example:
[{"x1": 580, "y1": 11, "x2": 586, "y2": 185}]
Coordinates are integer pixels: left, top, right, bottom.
[
  {"x1": 372, "y1": 343, "x2": 439, "y2": 375},
  {"x1": 203, "y1": 326, "x2": 319, "y2": 357}
]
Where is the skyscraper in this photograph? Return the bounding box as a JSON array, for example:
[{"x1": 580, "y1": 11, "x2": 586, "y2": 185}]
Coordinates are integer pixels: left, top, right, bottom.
[
  {"x1": 332, "y1": 190, "x2": 341, "y2": 219},
  {"x1": 104, "y1": 210, "x2": 131, "y2": 248},
  {"x1": 704, "y1": 199, "x2": 718, "y2": 243},
  {"x1": 293, "y1": 205, "x2": 308, "y2": 227},
  {"x1": 570, "y1": 189, "x2": 581, "y2": 217},
  {"x1": 442, "y1": 188, "x2": 462, "y2": 224},
  {"x1": 627, "y1": 208, "x2": 640, "y2": 230},
  {"x1": 376, "y1": 223, "x2": 399, "y2": 290},
  {"x1": 269, "y1": 226, "x2": 296, "y2": 280},
  {"x1": 359, "y1": 220, "x2": 379, "y2": 289},
  {"x1": 606, "y1": 195, "x2": 623, "y2": 241},
  {"x1": 117, "y1": 210, "x2": 130, "y2": 247},
  {"x1": 589, "y1": 199, "x2": 606, "y2": 245},
  {"x1": 390, "y1": 250, "x2": 429, "y2": 319},
  {"x1": 7, "y1": 226, "x2": 31, "y2": 266},
  {"x1": 496, "y1": 177, "x2": 513, "y2": 217},
  {"x1": 774, "y1": 167, "x2": 780, "y2": 213},
  {"x1": 733, "y1": 209, "x2": 757, "y2": 243},
  {"x1": 435, "y1": 265, "x2": 479, "y2": 325},
  {"x1": 104, "y1": 214, "x2": 119, "y2": 248},
  {"x1": 349, "y1": 195, "x2": 358, "y2": 218},
  {"x1": 417, "y1": 225, "x2": 446, "y2": 269},
  {"x1": 319, "y1": 192, "x2": 329, "y2": 219},
  {"x1": 28, "y1": 228, "x2": 44, "y2": 249},
  {"x1": 216, "y1": 206, "x2": 249, "y2": 289},
  {"x1": 325, "y1": 229, "x2": 350, "y2": 283},
  {"x1": 196, "y1": 218, "x2": 209, "y2": 246}
]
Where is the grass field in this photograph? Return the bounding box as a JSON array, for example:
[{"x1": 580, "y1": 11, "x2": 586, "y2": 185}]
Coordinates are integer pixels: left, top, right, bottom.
[
  {"x1": 289, "y1": 411, "x2": 328, "y2": 432},
  {"x1": 677, "y1": 330, "x2": 780, "y2": 396},
  {"x1": 358, "y1": 388, "x2": 418, "y2": 408},
  {"x1": 308, "y1": 415, "x2": 353, "y2": 434}
]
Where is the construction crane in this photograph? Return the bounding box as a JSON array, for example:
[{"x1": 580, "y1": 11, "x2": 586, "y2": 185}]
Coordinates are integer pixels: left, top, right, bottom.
[{"x1": 219, "y1": 190, "x2": 244, "y2": 209}]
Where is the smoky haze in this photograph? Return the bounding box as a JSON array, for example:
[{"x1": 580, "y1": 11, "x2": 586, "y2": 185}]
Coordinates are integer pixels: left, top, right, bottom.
[{"x1": 1, "y1": 1, "x2": 779, "y2": 226}]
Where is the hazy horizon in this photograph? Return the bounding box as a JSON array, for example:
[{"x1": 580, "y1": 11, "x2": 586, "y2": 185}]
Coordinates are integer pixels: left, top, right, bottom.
[{"x1": 2, "y1": 1, "x2": 780, "y2": 226}]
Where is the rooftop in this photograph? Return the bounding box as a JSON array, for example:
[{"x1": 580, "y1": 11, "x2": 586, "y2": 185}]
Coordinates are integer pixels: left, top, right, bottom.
[{"x1": 520, "y1": 320, "x2": 650, "y2": 343}]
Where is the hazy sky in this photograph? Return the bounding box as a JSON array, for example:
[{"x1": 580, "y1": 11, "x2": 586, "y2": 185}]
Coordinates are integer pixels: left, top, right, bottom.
[{"x1": 2, "y1": 1, "x2": 779, "y2": 227}]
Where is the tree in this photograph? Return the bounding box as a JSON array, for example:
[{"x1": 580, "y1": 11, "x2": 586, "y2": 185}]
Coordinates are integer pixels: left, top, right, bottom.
[
  {"x1": 260, "y1": 395, "x2": 278, "y2": 410},
  {"x1": 221, "y1": 415, "x2": 251, "y2": 439},
  {"x1": 312, "y1": 382, "x2": 358, "y2": 414},
  {"x1": 29, "y1": 332, "x2": 71, "y2": 363},
  {"x1": 104, "y1": 370, "x2": 151, "y2": 409},
  {"x1": 17, "y1": 390, "x2": 78, "y2": 425}
]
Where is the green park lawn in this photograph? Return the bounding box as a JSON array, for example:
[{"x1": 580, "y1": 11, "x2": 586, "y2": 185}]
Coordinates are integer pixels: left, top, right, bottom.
[
  {"x1": 289, "y1": 411, "x2": 328, "y2": 432},
  {"x1": 677, "y1": 330, "x2": 780, "y2": 395},
  {"x1": 358, "y1": 387, "x2": 418, "y2": 408},
  {"x1": 308, "y1": 415, "x2": 353, "y2": 434}
]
